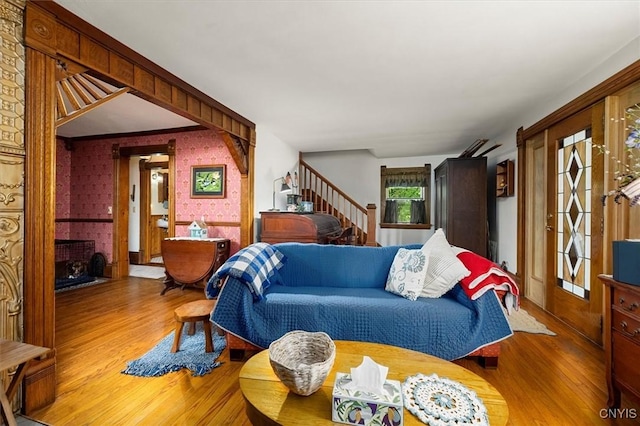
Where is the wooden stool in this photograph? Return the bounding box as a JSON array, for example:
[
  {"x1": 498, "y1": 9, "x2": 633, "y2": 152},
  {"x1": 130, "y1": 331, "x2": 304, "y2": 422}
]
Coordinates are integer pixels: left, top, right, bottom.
[{"x1": 171, "y1": 299, "x2": 217, "y2": 353}]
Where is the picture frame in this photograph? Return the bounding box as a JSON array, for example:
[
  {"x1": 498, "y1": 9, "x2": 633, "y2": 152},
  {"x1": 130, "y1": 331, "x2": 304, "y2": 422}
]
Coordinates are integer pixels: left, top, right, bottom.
[{"x1": 191, "y1": 164, "x2": 226, "y2": 198}]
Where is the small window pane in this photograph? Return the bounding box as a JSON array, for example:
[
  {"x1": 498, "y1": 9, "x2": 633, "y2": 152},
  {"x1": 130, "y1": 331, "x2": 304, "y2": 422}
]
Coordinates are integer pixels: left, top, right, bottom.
[{"x1": 380, "y1": 165, "x2": 431, "y2": 228}]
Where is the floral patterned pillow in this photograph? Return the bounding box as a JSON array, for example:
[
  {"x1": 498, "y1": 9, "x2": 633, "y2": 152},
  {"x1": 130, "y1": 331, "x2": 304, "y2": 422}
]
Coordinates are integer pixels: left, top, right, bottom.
[{"x1": 385, "y1": 248, "x2": 429, "y2": 301}]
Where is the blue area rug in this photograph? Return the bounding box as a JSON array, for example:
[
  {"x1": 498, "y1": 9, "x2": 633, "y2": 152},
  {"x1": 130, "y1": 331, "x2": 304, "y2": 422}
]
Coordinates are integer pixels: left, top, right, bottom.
[{"x1": 122, "y1": 322, "x2": 226, "y2": 377}]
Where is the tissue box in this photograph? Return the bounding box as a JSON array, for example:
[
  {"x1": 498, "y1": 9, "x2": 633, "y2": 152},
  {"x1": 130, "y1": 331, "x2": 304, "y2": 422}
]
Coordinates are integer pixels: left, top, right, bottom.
[
  {"x1": 613, "y1": 240, "x2": 640, "y2": 285},
  {"x1": 332, "y1": 372, "x2": 403, "y2": 426}
]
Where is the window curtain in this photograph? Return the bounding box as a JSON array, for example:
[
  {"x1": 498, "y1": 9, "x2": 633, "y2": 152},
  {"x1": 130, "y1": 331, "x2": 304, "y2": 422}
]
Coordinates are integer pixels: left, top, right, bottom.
[
  {"x1": 384, "y1": 200, "x2": 398, "y2": 223},
  {"x1": 383, "y1": 171, "x2": 428, "y2": 188},
  {"x1": 410, "y1": 200, "x2": 426, "y2": 224}
]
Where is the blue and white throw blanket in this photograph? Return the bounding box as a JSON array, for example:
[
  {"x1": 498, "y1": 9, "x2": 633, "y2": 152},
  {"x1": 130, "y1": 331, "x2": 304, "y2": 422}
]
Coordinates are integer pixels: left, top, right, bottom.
[{"x1": 205, "y1": 242, "x2": 285, "y2": 300}]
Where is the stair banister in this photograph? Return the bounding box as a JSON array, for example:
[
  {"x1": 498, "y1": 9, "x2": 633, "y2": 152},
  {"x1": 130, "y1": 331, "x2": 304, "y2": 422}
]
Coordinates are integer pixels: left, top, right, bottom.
[{"x1": 299, "y1": 158, "x2": 377, "y2": 246}]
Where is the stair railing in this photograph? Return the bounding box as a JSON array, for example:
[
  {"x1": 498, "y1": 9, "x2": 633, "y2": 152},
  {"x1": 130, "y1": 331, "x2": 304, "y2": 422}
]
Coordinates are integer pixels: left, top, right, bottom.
[{"x1": 299, "y1": 158, "x2": 377, "y2": 246}]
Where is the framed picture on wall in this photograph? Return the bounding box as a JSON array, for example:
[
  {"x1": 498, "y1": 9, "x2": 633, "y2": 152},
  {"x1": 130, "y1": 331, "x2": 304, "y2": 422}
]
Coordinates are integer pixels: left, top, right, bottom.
[{"x1": 191, "y1": 165, "x2": 226, "y2": 198}]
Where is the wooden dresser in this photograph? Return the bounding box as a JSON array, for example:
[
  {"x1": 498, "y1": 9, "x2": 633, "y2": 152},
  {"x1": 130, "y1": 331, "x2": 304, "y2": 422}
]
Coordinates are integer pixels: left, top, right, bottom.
[
  {"x1": 599, "y1": 274, "x2": 640, "y2": 408},
  {"x1": 260, "y1": 212, "x2": 341, "y2": 244},
  {"x1": 160, "y1": 238, "x2": 230, "y2": 295}
]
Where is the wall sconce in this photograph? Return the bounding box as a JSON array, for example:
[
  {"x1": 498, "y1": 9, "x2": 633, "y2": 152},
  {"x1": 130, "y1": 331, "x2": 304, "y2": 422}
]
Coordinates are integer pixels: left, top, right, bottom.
[{"x1": 270, "y1": 176, "x2": 292, "y2": 211}]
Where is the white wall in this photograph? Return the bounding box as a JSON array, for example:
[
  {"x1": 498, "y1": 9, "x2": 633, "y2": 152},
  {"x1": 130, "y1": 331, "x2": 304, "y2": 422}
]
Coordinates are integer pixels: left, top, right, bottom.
[
  {"x1": 253, "y1": 125, "x2": 299, "y2": 240},
  {"x1": 128, "y1": 157, "x2": 141, "y2": 251},
  {"x1": 252, "y1": 37, "x2": 640, "y2": 272},
  {"x1": 150, "y1": 172, "x2": 169, "y2": 215}
]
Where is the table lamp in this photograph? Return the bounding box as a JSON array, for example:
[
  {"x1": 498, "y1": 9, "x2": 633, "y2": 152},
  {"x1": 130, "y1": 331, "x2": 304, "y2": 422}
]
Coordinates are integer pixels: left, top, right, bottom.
[{"x1": 270, "y1": 177, "x2": 292, "y2": 211}]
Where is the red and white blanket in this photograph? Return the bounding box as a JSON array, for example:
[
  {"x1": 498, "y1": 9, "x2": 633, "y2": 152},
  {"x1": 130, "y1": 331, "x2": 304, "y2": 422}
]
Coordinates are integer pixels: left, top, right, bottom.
[{"x1": 452, "y1": 247, "x2": 520, "y2": 314}]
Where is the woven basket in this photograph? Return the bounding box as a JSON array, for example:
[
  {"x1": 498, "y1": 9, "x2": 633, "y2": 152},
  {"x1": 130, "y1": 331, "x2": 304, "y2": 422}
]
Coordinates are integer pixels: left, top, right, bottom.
[{"x1": 268, "y1": 330, "x2": 336, "y2": 396}]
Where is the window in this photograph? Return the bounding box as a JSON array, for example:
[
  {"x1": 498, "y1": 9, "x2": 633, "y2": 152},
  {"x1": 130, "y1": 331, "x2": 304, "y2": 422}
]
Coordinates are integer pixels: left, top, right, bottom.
[{"x1": 380, "y1": 165, "x2": 431, "y2": 229}]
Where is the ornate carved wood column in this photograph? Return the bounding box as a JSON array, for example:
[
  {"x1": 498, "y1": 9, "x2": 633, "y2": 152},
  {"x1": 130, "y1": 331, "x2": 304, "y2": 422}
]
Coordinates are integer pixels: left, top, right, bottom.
[{"x1": 22, "y1": 4, "x2": 57, "y2": 413}]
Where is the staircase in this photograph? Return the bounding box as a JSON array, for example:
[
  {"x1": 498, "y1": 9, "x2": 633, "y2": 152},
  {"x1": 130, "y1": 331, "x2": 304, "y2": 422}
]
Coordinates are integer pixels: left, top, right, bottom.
[{"x1": 299, "y1": 158, "x2": 377, "y2": 246}]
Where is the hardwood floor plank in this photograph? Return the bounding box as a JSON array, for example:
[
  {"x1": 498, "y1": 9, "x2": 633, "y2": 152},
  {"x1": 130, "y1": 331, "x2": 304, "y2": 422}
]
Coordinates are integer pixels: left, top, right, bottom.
[{"x1": 29, "y1": 279, "x2": 639, "y2": 425}]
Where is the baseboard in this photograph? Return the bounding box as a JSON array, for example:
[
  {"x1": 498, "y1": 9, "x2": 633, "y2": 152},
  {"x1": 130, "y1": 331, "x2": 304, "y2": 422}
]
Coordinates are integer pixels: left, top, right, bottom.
[
  {"x1": 22, "y1": 354, "x2": 56, "y2": 415},
  {"x1": 129, "y1": 251, "x2": 140, "y2": 265},
  {"x1": 104, "y1": 263, "x2": 113, "y2": 278}
]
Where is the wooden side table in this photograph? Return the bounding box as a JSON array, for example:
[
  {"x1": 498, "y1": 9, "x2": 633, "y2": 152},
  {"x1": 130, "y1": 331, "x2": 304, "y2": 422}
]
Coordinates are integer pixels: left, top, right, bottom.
[
  {"x1": 239, "y1": 340, "x2": 508, "y2": 425},
  {"x1": 160, "y1": 237, "x2": 230, "y2": 295},
  {"x1": 0, "y1": 339, "x2": 49, "y2": 426}
]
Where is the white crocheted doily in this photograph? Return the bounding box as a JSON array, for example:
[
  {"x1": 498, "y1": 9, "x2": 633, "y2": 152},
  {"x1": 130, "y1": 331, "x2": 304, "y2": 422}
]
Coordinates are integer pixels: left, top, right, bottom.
[{"x1": 402, "y1": 373, "x2": 489, "y2": 426}]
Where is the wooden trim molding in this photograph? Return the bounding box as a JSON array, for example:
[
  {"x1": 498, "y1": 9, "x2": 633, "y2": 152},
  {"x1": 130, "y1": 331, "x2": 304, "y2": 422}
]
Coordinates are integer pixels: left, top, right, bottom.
[
  {"x1": 58, "y1": 125, "x2": 207, "y2": 143},
  {"x1": 55, "y1": 218, "x2": 113, "y2": 223},
  {"x1": 379, "y1": 223, "x2": 431, "y2": 230},
  {"x1": 26, "y1": 2, "x2": 255, "y2": 136},
  {"x1": 175, "y1": 220, "x2": 241, "y2": 228},
  {"x1": 516, "y1": 126, "x2": 526, "y2": 292},
  {"x1": 23, "y1": 45, "x2": 57, "y2": 413}
]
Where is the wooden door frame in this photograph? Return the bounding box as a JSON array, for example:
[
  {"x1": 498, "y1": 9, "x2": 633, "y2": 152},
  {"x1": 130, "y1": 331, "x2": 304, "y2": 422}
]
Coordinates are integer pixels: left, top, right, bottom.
[
  {"x1": 139, "y1": 159, "x2": 152, "y2": 265},
  {"x1": 143, "y1": 161, "x2": 170, "y2": 263},
  {"x1": 22, "y1": 2, "x2": 255, "y2": 411},
  {"x1": 113, "y1": 143, "x2": 175, "y2": 279},
  {"x1": 523, "y1": 132, "x2": 546, "y2": 307}
]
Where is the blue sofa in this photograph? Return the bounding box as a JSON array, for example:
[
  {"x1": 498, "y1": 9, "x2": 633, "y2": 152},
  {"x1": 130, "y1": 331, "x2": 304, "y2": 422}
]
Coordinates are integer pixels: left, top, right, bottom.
[{"x1": 206, "y1": 242, "x2": 512, "y2": 365}]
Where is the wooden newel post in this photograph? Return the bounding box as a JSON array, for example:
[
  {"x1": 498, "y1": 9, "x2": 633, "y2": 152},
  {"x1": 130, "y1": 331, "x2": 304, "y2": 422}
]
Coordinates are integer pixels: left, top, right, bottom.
[{"x1": 366, "y1": 204, "x2": 377, "y2": 246}]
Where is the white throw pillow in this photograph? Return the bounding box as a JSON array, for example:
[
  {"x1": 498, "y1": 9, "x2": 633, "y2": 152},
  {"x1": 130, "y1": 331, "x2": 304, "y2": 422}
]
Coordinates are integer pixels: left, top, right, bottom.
[
  {"x1": 385, "y1": 248, "x2": 429, "y2": 301},
  {"x1": 420, "y1": 229, "x2": 471, "y2": 298}
]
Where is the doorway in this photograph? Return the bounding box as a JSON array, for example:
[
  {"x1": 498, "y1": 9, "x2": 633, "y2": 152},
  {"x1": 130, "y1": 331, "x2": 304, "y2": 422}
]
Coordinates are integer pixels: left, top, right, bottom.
[
  {"x1": 113, "y1": 142, "x2": 176, "y2": 279},
  {"x1": 524, "y1": 133, "x2": 546, "y2": 307},
  {"x1": 131, "y1": 155, "x2": 170, "y2": 266}
]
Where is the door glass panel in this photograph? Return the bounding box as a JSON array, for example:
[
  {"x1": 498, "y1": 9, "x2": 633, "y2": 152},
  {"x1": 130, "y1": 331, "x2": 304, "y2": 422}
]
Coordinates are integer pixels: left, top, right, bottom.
[{"x1": 557, "y1": 128, "x2": 592, "y2": 300}]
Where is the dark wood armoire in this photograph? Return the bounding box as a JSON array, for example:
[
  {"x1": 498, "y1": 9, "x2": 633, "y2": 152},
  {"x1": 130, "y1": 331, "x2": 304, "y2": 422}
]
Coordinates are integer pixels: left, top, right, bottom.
[{"x1": 434, "y1": 157, "x2": 488, "y2": 256}]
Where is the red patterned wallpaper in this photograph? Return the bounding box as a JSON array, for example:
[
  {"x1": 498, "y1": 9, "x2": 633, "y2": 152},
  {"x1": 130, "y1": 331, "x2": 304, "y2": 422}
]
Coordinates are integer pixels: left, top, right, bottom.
[
  {"x1": 56, "y1": 138, "x2": 71, "y2": 238},
  {"x1": 55, "y1": 130, "x2": 241, "y2": 263}
]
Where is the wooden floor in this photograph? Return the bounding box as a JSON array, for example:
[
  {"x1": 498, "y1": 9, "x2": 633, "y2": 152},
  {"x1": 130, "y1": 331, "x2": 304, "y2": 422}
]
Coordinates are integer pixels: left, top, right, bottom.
[{"x1": 30, "y1": 277, "x2": 639, "y2": 425}]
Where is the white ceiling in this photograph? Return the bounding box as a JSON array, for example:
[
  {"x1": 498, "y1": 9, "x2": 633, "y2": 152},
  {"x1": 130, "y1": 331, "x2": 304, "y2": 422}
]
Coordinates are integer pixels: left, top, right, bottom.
[
  {"x1": 56, "y1": 93, "x2": 198, "y2": 138},
  {"x1": 54, "y1": 1, "x2": 640, "y2": 158}
]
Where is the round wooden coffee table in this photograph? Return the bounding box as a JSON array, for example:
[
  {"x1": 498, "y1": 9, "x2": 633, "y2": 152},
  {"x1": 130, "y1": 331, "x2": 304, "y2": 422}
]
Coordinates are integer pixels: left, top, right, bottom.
[{"x1": 239, "y1": 340, "x2": 508, "y2": 425}]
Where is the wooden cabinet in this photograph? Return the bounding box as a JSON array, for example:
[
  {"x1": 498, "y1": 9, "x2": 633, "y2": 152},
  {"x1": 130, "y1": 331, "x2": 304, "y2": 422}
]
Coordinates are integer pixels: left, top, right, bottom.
[
  {"x1": 599, "y1": 274, "x2": 640, "y2": 408},
  {"x1": 434, "y1": 157, "x2": 487, "y2": 256},
  {"x1": 260, "y1": 212, "x2": 341, "y2": 244},
  {"x1": 160, "y1": 238, "x2": 230, "y2": 295},
  {"x1": 496, "y1": 160, "x2": 514, "y2": 197}
]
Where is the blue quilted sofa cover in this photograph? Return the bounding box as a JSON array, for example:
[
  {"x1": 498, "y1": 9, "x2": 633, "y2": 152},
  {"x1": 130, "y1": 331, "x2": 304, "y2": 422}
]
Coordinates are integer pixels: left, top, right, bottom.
[{"x1": 207, "y1": 242, "x2": 512, "y2": 361}]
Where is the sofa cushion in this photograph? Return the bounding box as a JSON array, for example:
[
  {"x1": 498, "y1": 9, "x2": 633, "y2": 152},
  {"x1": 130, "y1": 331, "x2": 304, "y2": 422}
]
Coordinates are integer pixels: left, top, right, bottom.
[
  {"x1": 420, "y1": 229, "x2": 470, "y2": 298},
  {"x1": 273, "y1": 243, "x2": 420, "y2": 289},
  {"x1": 385, "y1": 248, "x2": 428, "y2": 300}
]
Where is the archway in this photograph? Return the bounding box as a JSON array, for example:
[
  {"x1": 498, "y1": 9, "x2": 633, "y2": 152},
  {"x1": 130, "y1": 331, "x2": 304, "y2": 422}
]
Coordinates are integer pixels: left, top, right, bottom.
[{"x1": 22, "y1": 1, "x2": 255, "y2": 411}]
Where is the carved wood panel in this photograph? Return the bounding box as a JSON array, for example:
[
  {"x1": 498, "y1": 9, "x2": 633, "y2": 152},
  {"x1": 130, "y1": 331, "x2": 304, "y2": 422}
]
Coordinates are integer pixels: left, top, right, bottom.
[{"x1": 0, "y1": 0, "x2": 26, "y2": 412}]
